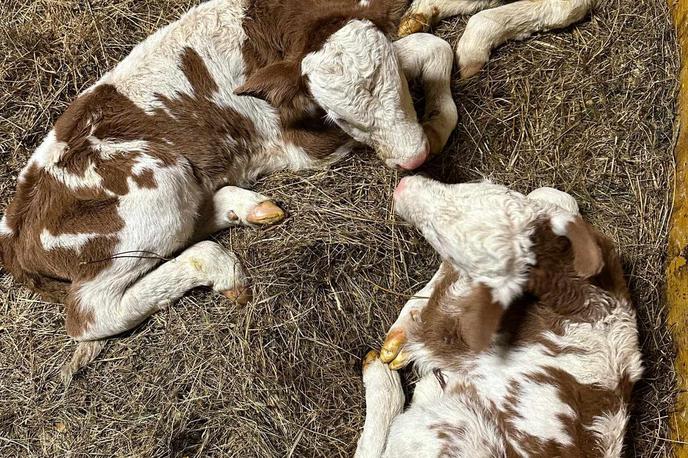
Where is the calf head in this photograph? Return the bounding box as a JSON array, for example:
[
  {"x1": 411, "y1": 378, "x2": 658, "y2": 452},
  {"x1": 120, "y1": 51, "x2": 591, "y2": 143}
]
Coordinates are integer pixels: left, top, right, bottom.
[
  {"x1": 393, "y1": 177, "x2": 604, "y2": 354},
  {"x1": 237, "y1": 19, "x2": 429, "y2": 170}
]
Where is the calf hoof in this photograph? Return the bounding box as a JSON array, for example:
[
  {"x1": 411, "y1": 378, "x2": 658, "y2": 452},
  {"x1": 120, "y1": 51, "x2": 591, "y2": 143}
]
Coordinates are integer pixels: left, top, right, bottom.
[
  {"x1": 380, "y1": 328, "x2": 407, "y2": 368},
  {"x1": 363, "y1": 350, "x2": 380, "y2": 369},
  {"x1": 247, "y1": 201, "x2": 285, "y2": 225},
  {"x1": 398, "y1": 13, "x2": 430, "y2": 37},
  {"x1": 388, "y1": 349, "x2": 408, "y2": 370},
  {"x1": 222, "y1": 285, "x2": 253, "y2": 305}
]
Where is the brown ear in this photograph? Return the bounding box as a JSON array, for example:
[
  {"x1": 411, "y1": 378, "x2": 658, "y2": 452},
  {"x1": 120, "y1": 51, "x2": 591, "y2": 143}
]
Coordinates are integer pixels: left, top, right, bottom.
[
  {"x1": 458, "y1": 285, "x2": 504, "y2": 353},
  {"x1": 234, "y1": 60, "x2": 304, "y2": 106},
  {"x1": 563, "y1": 216, "x2": 604, "y2": 279}
]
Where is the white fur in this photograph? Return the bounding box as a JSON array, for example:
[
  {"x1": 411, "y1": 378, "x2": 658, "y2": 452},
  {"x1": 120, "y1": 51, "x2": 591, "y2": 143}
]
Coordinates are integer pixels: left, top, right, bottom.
[
  {"x1": 32, "y1": 131, "x2": 67, "y2": 167},
  {"x1": 402, "y1": 0, "x2": 596, "y2": 78},
  {"x1": 393, "y1": 34, "x2": 458, "y2": 156},
  {"x1": 394, "y1": 178, "x2": 540, "y2": 307},
  {"x1": 355, "y1": 359, "x2": 405, "y2": 457},
  {"x1": 458, "y1": 0, "x2": 596, "y2": 77},
  {"x1": 0, "y1": 216, "x2": 14, "y2": 236},
  {"x1": 302, "y1": 20, "x2": 428, "y2": 168},
  {"x1": 40, "y1": 230, "x2": 105, "y2": 254},
  {"x1": 587, "y1": 407, "x2": 629, "y2": 458},
  {"x1": 358, "y1": 179, "x2": 642, "y2": 457},
  {"x1": 88, "y1": 138, "x2": 149, "y2": 159}
]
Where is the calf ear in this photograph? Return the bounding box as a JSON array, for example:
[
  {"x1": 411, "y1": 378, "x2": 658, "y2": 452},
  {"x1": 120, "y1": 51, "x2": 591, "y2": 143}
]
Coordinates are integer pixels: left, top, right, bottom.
[
  {"x1": 235, "y1": 60, "x2": 304, "y2": 107},
  {"x1": 562, "y1": 216, "x2": 604, "y2": 279},
  {"x1": 458, "y1": 285, "x2": 504, "y2": 353}
]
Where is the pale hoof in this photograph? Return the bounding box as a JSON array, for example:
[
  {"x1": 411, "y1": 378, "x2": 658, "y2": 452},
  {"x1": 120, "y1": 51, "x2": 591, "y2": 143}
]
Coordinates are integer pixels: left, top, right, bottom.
[
  {"x1": 388, "y1": 349, "x2": 409, "y2": 370},
  {"x1": 363, "y1": 350, "x2": 380, "y2": 369},
  {"x1": 380, "y1": 328, "x2": 406, "y2": 364},
  {"x1": 398, "y1": 13, "x2": 430, "y2": 37},
  {"x1": 246, "y1": 201, "x2": 285, "y2": 225},
  {"x1": 222, "y1": 285, "x2": 252, "y2": 305}
]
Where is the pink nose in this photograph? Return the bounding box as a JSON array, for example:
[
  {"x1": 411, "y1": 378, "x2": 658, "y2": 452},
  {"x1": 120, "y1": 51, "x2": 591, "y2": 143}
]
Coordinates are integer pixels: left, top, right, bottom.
[
  {"x1": 394, "y1": 176, "x2": 412, "y2": 198},
  {"x1": 397, "y1": 144, "x2": 429, "y2": 170}
]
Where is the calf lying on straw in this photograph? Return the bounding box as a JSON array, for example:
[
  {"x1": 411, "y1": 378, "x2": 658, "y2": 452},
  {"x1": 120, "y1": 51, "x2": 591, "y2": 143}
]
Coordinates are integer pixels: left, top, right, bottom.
[{"x1": 356, "y1": 178, "x2": 642, "y2": 457}]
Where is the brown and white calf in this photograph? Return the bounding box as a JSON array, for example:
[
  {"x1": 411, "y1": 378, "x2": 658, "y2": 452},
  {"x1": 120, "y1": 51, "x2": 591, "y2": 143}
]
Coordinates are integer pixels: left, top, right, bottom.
[
  {"x1": 397, "y1": 0, "x2": 596, "y2": 78},
  {"x1": 356, "y1": 178, "x2": 642, "y2": 457},
  {"x1": 0, "y1": 0, "x2": 458, "y2": 378}
]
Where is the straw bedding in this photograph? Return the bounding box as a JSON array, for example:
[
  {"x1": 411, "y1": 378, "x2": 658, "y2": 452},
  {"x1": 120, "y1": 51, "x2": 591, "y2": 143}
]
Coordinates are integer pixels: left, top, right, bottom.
[{"x1": 0, "y1": 0, "x2": 679, "y2": 456}]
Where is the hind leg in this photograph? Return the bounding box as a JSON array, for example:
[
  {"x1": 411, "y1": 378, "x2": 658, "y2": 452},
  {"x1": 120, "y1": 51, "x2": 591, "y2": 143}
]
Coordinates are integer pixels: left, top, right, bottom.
[
  {"x1": 398, "y1": 0, "x2": 501, "y2": 36},
  {"x1": 67, "y1": 240, "x2": 247, "y2": 342},
  {"x1": 394, "y1": 34, "x2": 458, "y2": 156},
  {"x1": 457, "y1": 0, "x2": 596, "y2": 78}
]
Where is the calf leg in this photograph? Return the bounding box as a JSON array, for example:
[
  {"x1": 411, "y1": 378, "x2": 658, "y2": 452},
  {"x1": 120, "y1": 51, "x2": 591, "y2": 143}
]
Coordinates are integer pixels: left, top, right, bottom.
[
  {"x1": 394, "y1": 34, "x2": 458, "y2": 156},
  {"x1": 457, "y1": 0, "x2": 596, "y2": 78},
  {"x1": 198, "y1": 186, "x2": 285, "y2": 237},
  {"x1": 68, "y1": 240, "x2": 247, "y2": 342},
  {"x1": 398, "y1": 0, "x2": 501, "y2": 37},
  {"x1": 355, "y1": 351, "x2": 405, "y2": 458},
  {"x1": 380, "y1": 262, "x2": 446, "y2": 368}
]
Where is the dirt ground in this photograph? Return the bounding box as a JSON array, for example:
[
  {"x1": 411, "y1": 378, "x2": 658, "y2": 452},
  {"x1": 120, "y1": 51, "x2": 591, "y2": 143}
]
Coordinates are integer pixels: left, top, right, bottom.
[{"x1": 0, "y1": 0, "x2": 680, "y2": 456}]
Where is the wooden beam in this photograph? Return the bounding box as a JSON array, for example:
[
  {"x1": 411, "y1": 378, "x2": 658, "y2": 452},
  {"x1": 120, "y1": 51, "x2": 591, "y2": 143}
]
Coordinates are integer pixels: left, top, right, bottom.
[{"x1": 668, "y1": 1, "x2": 688, "y2": 455}]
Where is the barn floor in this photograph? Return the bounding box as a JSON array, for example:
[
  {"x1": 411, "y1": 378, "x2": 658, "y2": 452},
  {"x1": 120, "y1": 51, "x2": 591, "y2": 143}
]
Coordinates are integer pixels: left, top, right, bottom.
[{"x1": 0, "y1": 0, "x2": 679, "y2": 456}]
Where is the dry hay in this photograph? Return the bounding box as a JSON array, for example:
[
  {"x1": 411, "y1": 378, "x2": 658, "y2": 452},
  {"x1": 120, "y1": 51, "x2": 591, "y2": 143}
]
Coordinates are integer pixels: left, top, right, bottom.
[{"x1": 0, "y1": 0, "x2": 679, "y2": 456}]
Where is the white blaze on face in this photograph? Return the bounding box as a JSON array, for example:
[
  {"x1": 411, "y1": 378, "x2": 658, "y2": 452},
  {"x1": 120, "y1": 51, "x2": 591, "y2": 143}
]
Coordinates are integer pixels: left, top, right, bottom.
[{"x1": 301, "y1": 20, "x2": 429, "y2": 170}]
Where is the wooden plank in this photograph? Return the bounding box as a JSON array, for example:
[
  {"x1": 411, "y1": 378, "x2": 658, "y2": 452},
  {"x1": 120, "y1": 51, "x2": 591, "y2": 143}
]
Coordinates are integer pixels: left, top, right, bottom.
[{"x1": 668, "y1": 1, "x2": 688, "y2": 455}]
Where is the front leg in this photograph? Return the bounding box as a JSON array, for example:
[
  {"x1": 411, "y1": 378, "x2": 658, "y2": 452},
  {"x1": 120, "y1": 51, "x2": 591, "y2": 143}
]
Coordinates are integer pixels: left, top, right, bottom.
[
  {"x1": 394, "y1": 34, "x2": 458, "y2": 157},
  {"x1": 355, "y1": 351, "x2": 405, "y2": 458},
  {"x1": 197, "y1": 185, "x2": 286, "y2": 238},
  {"x1": 398, "y1": 0, "x2": 502, "y2": 37},
  {"x1": 380, "y1": 262, "x2": 447, "y2": 369}
]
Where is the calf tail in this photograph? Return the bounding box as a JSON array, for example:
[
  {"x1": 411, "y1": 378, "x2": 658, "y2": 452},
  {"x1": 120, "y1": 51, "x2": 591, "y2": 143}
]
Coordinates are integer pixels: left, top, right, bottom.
[
  {"x1": 355, "y1": 351, "x2": 405, "y2": 458},
  {"x1": 60, "y1": 340, "x2": 107, "y2": 385}
]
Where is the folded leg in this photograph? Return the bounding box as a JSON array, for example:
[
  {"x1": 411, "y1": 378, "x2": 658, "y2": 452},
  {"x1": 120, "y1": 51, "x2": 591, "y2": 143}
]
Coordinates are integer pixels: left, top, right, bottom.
[
  {"x1": 457, "y1": 0, "x2": 596, "y2": 78},
  {"x1": 394, "y1": 34, "x2": 458, "y2": 156},
  {"x1": 198, "y1": 185, "x2": 285, "y2": 237},
  {"x1": 398, "y1": 0, "x2": 501, "y2": 36},
  {"x1": 380, "y1": 262, "x2": 447, "y2": 368}
]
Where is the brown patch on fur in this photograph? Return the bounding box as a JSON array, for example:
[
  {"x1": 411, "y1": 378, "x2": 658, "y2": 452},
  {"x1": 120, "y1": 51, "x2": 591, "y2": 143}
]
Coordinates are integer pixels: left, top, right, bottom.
[
  {"x1": 430, "y1": 421, "x2": 468, "y2": 456},
  {"x1": 458, "y1": 285, "x2": 504, "y2": 353},
  {"x1": 410, "y1": 265, "x2": 504, "y2": 361},
  {"x1": 496, "y1": 366, "x2": 629, "y2": 457},
  {"x1": 565, "y1": 216, "x2": 604, "y2": 279},
  {"x1": 235, "y1": 60, "x2": 306, "y2": 107},
  {"x1": 282, "y1": 118, "x2": 351, "y2": 160},
  {"x1": 590, "y1": 231, "x2": 630, "y2": 301},
  {"x1": 65, "y1": 295, "x2": 95, "y2": 338},
  {"x1": 1, "y1": 46, "x2": 261, "y2": 304},
  {"x1": 239, "y1": 0, "x2": 403, "y2": 158}
]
